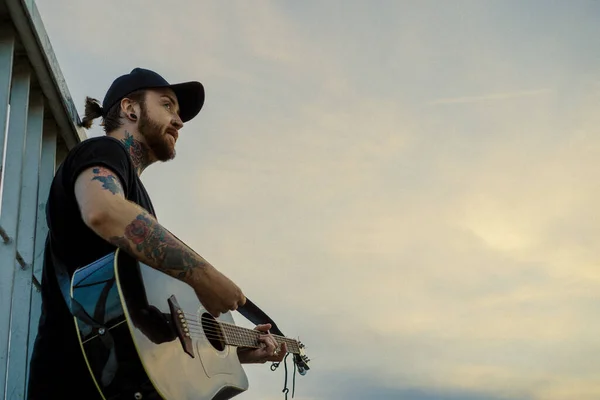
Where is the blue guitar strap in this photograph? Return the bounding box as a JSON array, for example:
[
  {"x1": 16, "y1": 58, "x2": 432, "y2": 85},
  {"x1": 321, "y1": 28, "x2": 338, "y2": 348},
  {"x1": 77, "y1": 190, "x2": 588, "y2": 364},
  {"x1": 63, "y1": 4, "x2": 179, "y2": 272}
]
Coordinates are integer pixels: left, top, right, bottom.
[{"x1": 47, "y1": 234, "x2": 120, "y2": 386}]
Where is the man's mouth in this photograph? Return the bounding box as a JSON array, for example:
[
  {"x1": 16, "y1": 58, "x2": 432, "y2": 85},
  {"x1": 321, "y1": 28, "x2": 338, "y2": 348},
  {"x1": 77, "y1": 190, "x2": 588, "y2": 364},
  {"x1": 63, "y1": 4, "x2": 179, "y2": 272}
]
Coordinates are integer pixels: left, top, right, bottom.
[{"x1": 166, "y1": 129, "x2": 178, "y2": 142}]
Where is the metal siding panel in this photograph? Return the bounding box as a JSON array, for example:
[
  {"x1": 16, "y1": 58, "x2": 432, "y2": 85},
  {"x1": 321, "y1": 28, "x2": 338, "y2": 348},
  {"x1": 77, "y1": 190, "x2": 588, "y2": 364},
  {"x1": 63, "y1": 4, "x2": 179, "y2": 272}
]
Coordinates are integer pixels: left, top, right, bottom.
[
  {"x1": 4, "y1": 0, "x2": 86, "y2": 148},
  {"x1": 0, "y1": 29, "x2": 15, "y2": 204},
  {"x1": 6, "y1": 92, "x2": 43, "y2": 399},
  {"x1": 31, "y1": 120, "x2": 55, "y2": 284},
  {"x1": 0, "y1": 69, "x2": 30, "y2": 399},
  {"x1": 26, "y1": 120, "x2": 56, "y2": 396}
]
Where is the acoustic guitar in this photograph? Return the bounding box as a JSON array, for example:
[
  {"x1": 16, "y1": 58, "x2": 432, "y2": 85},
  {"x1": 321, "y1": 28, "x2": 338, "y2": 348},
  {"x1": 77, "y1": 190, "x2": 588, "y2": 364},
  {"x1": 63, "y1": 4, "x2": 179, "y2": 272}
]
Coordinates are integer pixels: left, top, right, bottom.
[{"x1": 67, "y1": 249, "x2": 310, "y2": 399}]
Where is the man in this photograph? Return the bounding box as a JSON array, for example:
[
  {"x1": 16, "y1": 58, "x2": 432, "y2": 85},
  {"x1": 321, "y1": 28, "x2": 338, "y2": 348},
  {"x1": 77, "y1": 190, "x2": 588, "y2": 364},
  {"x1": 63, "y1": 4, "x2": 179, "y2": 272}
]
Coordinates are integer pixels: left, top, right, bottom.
[{"x1": 27, "y1": 68, "x2": 286, "y2": 399}]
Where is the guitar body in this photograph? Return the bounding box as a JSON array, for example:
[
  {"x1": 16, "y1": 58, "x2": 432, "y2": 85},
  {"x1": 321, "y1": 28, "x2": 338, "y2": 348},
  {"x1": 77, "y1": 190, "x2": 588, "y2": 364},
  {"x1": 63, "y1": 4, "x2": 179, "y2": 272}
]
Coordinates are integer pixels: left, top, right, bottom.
[{"x1": 70, "y1": 249, "x2": 249, "y2": 400}]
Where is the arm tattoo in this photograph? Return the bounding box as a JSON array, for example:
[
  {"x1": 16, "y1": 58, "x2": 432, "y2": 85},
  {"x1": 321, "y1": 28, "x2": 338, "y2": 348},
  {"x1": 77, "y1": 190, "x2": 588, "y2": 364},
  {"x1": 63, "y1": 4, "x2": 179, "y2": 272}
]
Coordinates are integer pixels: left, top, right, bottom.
[
  {"x1": 108, "y1": 213, "x2": 206, "y2": 281},
  {"x1": 91, "y1": 167, "x2": 123, "y2": 195}
]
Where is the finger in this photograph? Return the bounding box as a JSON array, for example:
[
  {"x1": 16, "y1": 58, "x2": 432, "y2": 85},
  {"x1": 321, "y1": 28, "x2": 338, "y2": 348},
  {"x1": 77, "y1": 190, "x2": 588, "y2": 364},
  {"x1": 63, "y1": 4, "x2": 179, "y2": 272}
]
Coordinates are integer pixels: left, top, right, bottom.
[
  {"x1": 272, "y1": 350, "x2": 286, "y2": 362},
  {"x1": 254, "y1": 324, "x2": 271, "y2": 332},
  {"x1": 266, "y1": 339, "x2": 276, "y2": 354},
  {"x1": 273, "y1": 342, "x2": 287, "y2": 359},
  {"x1": 275, "y1": 341, "x2": 285, "y2": 356},
  {"x1": 266, "y1": 334, "x2": 279, "y2": 353},
  {"x1": 258, "y1": 335, "x2": 276, "y2": 354},
  {"x1": 262, "y1": 333, "x2": 277, "y2": 349},
  {"x1": 207, "y1": 307, "x2": 221, "y2": 318},
  {"x1": 266, "y1": 345, "x2": 286, "y2": 362}
]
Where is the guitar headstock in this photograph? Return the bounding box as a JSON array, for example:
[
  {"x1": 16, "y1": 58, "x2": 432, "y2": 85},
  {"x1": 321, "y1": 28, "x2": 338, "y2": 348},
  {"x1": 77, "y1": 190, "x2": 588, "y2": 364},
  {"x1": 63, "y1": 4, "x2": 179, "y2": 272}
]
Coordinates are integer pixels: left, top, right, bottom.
[{"x1": 293, "y1": 340, "x2": 310, "y2": 375}]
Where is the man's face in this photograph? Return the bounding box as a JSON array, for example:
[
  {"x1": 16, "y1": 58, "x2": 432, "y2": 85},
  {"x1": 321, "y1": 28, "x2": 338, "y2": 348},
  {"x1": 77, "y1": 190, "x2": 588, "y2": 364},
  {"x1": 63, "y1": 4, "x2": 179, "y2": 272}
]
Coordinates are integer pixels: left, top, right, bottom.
[{"x1": 138, "y1": 88, "x2": 183, "y2": 161}]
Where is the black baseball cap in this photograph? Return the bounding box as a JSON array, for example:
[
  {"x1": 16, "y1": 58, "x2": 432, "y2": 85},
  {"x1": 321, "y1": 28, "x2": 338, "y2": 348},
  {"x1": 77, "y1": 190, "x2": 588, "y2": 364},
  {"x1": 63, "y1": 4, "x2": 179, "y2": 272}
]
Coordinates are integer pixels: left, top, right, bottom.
[{"x1": 102, "y1": 67, "x2": 205, "y2": 123}]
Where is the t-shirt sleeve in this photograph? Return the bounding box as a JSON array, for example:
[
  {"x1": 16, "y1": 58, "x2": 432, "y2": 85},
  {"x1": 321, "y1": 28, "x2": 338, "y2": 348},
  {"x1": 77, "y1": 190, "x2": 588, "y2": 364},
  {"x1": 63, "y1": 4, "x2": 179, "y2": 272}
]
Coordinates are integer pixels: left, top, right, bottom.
[{"x1": 63, "y1": 138, "x2": 133, "y2": 198}]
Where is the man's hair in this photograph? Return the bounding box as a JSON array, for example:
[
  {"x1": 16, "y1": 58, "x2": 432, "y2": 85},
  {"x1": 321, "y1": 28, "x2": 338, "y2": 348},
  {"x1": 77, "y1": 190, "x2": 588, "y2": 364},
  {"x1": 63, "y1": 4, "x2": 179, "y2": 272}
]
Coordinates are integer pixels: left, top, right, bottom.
[{"x1": 81, "y1": 90, "x2": 146, "y2": 133}]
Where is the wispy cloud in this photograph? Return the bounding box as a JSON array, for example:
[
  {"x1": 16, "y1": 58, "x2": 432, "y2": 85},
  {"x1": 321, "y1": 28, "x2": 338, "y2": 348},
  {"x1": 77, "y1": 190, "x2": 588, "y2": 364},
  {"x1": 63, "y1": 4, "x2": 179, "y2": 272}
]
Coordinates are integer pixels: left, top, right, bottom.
[{"x1": 429, "y1": 88, "x2": 554, "y2": 105}]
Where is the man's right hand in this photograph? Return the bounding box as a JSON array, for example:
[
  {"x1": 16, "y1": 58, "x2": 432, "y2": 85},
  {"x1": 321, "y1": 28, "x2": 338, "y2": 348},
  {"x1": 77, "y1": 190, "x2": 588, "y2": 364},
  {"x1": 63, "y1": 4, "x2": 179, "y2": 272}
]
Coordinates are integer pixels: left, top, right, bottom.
[{"x1": 190, "y1": 266, "x2": 246, "y2": 317}]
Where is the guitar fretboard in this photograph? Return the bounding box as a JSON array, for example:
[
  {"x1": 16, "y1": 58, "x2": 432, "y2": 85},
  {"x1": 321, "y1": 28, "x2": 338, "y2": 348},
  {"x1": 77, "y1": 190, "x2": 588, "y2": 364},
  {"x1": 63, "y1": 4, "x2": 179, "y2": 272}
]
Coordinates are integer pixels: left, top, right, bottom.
[{"x1": 219, "y1": 322, "x2": 301, "y2": 354}]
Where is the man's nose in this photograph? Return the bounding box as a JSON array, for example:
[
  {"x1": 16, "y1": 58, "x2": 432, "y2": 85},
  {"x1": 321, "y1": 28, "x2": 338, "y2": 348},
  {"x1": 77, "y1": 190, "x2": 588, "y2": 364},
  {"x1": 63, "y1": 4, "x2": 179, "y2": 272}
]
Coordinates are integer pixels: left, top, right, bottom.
[{"x1": 171, "y1": 115, "x2": 183, "y2": 129}]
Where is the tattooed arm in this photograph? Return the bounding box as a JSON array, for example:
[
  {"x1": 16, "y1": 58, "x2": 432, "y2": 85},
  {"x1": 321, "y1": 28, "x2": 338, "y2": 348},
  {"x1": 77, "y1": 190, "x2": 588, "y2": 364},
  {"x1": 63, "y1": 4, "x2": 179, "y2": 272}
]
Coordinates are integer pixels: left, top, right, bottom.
[{"x1": 74, "y1": 165, "x2": 246, "y2": 316}]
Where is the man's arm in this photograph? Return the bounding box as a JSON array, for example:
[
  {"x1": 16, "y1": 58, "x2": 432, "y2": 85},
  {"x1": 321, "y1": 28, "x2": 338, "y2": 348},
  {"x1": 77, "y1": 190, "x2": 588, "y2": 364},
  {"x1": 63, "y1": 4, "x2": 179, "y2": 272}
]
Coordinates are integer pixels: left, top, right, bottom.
[{"x1": 74, "y1": 165, "x2": 246, "y2": 316}]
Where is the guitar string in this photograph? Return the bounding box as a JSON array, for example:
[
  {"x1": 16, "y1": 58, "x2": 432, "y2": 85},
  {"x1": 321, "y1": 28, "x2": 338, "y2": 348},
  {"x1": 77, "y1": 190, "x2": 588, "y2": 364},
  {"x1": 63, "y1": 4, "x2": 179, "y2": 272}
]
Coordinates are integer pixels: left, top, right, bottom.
[
  {"x1": 191, "y1": 328, "x2": 298, "y2": 351},
  {"x1": 185, "y1": 325, "x2": 292, "y2": 345},
  {"x1": 180, "y1": 312, "x2": 299, "y2": 347},
  {"x1": 185, "y1": 328, "x2": 258, "y2": 346},
  {"x1": 184, "y1": 333, "x2": 295, "y2": 357},
  {"x1": 177, "y1": 320, "x2": 269, "y2": 342},
  {"x1": 182, "y1": 326, "x2": 294, "y2": 353},
  {"x1": 183, "y1": 329, "x2": 294, "y2": 354},
  {"x1": 182, "y1": 323, "x2": 298, "y2": 351},
  {"x1": 182, "y1": 324, "x2": 293, "y2": 348},
  {"x1": 170, "y1": 310, "x2": 301, "y2": 353},
  {"x1": 176, "y1": 330, "x2": 297, "y2": 355},
  {"x1": 172, "y1": 318, "x2": 298, "y2": 352},
  {"x1": 151, "y1": 313, "x2": 300, "y2": 355},
  {"x1": 181, "y1": 314, "x2": 295, "y2": 339}
]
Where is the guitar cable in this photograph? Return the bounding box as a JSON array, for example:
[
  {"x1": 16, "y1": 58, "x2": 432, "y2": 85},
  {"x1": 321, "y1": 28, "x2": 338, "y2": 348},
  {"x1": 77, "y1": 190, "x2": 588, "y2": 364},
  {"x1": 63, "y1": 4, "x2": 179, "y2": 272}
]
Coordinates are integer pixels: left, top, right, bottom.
[{"x1": 271, "y1": 353, "x2": 298, "y2": 399}]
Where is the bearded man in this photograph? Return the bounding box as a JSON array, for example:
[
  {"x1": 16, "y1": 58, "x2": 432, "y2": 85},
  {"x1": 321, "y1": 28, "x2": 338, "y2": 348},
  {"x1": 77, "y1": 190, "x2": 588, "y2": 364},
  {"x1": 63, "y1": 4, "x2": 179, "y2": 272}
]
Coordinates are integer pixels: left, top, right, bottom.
[{"x1": 27, "y1": 68, "x2": 285, "y2": 399}]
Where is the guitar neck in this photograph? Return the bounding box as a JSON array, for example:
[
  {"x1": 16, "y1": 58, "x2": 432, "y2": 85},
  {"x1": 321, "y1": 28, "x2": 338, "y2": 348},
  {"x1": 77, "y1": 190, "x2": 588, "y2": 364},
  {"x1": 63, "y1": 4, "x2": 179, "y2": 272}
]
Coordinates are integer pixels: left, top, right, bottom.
[{"x1": 219, "y1": 322, "x2": 302, "y2": 354}]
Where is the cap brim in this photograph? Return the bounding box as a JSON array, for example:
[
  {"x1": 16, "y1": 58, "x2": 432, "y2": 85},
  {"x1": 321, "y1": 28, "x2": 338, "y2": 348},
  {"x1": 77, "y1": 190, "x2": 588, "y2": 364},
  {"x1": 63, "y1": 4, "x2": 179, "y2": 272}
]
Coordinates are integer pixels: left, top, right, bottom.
[{"x1": 168, "y1": 81, "x2": 205, "y2": 123}]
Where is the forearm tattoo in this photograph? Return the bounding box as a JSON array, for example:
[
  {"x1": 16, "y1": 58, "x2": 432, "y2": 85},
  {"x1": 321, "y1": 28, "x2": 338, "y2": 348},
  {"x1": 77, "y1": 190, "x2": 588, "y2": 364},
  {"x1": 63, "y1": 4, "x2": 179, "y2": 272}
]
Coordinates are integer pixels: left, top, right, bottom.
[
  {"x1": 91, "y1": 167, "x2": 123, "y2": 195},
  {"x1": 108, "y1": 213, "x2": 207, "y2": 281}
]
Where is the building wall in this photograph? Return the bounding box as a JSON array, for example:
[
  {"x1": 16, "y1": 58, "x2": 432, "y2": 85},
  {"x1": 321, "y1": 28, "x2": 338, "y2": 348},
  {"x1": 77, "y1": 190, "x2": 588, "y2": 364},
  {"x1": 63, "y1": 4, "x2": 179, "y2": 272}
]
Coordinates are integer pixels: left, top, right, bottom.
[{"x1": 0, "y1": 1, "x2": 85, "y2": 398}]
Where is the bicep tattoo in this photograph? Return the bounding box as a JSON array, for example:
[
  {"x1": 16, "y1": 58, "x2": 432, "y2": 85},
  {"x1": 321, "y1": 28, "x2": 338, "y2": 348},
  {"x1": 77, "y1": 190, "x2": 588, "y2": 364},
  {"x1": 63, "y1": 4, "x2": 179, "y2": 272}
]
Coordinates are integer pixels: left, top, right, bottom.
[{"x1": 91, "y1": 167, "x2": 124, "y2": 195}]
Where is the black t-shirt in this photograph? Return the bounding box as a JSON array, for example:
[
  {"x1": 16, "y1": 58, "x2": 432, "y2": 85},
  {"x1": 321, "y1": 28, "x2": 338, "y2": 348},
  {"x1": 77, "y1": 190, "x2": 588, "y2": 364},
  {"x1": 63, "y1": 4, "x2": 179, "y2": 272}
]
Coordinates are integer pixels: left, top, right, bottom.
[{"x1": 27, "y1": 136, "x2": 156, "y2": 400}]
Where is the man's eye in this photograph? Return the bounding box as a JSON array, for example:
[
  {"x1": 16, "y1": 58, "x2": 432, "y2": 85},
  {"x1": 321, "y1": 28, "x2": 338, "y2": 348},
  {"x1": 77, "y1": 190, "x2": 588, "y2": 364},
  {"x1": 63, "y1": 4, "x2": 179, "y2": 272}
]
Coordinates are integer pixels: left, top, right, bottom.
[{"x1": 164, "y1": 103, "x2": 171, "y2": 110}]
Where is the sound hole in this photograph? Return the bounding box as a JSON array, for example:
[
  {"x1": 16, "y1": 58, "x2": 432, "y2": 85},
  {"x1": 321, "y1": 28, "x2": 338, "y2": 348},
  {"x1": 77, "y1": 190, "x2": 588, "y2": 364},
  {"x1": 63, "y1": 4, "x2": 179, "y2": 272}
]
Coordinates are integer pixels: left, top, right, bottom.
[{"x1": 201, "y1": 313, "x2": 225, "y2": 351}]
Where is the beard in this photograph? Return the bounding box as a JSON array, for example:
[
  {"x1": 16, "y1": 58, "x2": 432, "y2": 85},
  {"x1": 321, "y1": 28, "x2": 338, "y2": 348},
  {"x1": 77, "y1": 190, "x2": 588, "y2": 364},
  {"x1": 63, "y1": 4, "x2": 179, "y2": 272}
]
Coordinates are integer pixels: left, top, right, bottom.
[{"x1": 138, "y1": 106, "x2": 176, "y2": 162}]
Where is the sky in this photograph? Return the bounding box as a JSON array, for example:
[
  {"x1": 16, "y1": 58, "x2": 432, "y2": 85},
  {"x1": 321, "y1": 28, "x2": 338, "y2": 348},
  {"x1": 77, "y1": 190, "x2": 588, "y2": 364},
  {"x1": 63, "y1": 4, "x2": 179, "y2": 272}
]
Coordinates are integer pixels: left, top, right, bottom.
[{"x1": 32, "y1": 1, "x2": 600, "y2": 399}]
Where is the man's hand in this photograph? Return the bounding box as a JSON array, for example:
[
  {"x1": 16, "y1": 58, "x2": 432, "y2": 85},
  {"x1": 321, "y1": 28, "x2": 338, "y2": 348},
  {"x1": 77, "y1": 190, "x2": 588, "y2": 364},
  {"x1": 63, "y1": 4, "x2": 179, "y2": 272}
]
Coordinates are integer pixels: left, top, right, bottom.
[
  {"x1": 237, "y1": 324, "x2": 287, "y2": 364},
  {"x1": 189, "y1": 266, "x2": 246, "y2": 317}
]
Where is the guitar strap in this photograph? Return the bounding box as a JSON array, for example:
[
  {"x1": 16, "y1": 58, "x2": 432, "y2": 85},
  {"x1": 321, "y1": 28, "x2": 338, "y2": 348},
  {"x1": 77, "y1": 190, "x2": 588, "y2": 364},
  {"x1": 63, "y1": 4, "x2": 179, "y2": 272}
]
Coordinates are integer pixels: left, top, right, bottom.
[
  {"x1": 237, "y1": 298, "x2": 285, "y2": 337},
  {"x1": 47, "y1": 235, "x2": 120, "y2": 386}
]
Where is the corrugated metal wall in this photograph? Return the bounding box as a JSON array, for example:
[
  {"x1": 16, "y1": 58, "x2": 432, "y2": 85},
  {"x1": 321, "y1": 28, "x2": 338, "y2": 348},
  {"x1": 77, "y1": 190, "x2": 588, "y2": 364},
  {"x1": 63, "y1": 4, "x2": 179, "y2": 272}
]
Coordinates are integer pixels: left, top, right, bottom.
[{"x1": 0, "y1": 1, "x2": 84, "y2": 397}]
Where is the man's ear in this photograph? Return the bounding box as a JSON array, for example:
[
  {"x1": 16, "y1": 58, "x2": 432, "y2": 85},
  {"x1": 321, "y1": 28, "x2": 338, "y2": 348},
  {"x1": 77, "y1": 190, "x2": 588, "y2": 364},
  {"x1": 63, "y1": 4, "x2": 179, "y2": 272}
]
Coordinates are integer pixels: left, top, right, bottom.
[{"x1": 120, "y1": 98, "x2": 139, "y2": 122}]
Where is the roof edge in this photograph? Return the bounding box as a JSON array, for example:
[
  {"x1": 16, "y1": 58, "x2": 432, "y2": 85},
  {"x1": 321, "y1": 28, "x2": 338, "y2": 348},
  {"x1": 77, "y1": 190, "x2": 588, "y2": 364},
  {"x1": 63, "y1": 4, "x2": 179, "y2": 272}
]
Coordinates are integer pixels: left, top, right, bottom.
[{"x1": 5, "y1": 0, "x2": 86, "y2": 149}]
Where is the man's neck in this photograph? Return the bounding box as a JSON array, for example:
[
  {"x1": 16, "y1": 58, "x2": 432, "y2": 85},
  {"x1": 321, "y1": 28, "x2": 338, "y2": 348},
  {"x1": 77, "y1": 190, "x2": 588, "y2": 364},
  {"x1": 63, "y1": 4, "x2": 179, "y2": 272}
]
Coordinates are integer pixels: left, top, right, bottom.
[{"x1": 109, "y1": 129, "x2": 153, "y2": 175}]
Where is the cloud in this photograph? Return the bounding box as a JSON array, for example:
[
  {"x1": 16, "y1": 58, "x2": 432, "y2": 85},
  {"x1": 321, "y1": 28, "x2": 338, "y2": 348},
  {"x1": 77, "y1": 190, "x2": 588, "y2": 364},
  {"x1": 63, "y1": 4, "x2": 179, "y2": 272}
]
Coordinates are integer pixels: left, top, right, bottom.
[
  {"x1": 33, "y1": 1, "x2": 600, "y2": 399},
  {"x1": 429, "y1": 88, "x2": 554, "y2": 105},
  {"x1": 183, "y1": 81, "x2": 600, "y2": 399},
  {"x1": 280, "y1": 370, "x2": 530, "y2": 400}
]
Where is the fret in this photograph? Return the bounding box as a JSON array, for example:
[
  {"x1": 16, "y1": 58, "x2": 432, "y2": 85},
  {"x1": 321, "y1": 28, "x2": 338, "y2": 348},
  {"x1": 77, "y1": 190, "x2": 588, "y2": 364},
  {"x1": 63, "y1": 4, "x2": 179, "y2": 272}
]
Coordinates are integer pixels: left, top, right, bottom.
[
  {"x1": 232, "y1": 324, "x2": 238, "y2": 345},
  {"x1": 220, "y1": 322, "x2": 231, "y2": 343},
  {"x1": 276, "y1": 336, "x2": 300, "y2": 353},
  {"x1": 210, "y1": 320, "x2": 302, "y2": 355}
]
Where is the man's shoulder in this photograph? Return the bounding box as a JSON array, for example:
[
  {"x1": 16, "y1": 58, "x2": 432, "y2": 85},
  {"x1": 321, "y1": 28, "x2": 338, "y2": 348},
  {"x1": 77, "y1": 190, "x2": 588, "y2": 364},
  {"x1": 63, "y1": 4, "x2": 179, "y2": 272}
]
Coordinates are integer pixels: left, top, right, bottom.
[
  {"x1": 63, "y1": 135, "x2": 129, "y2": 168},
  {"x1": 57, "y1": 135, "x2": 133, "y2": 189},
  {"x1": 70, "y1": 135, "x2": 126, "y2": 154}
]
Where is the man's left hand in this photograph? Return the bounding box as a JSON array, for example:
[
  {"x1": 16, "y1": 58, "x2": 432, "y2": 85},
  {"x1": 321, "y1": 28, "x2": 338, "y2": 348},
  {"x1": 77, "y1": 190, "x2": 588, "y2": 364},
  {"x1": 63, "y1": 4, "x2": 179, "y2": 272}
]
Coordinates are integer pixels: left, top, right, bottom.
[{"x1": 237, "y1": 323, "x2": 287, "y2": 364}]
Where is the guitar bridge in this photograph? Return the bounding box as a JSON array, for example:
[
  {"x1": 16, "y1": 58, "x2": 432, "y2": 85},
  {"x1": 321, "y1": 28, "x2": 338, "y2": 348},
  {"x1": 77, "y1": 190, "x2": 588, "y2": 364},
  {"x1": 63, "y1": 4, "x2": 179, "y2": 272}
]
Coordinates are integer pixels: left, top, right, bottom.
[{"x1": 167, "y1": 295, "x2": 194, "y2": 358}]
